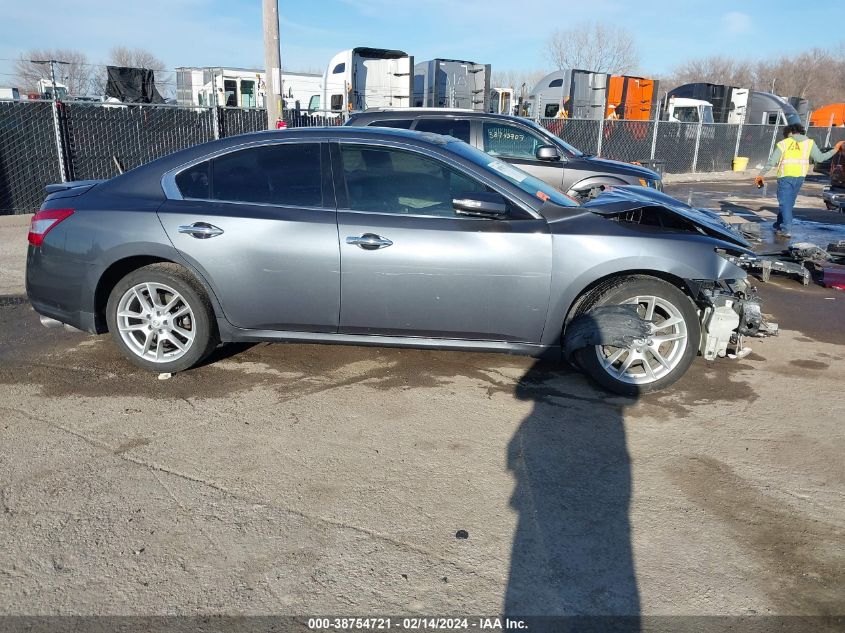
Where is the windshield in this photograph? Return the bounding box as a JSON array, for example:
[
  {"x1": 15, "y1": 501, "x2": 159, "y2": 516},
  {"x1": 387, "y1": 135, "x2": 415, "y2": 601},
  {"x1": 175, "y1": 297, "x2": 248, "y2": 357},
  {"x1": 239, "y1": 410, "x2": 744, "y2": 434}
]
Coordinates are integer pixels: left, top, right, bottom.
[
  {"x1": 520, "y1": 117, "x2": 584, "y2": 157},
  {"x1": 446, "y1": 139, "x2": 579, "y2": 207},
  {"x1": 702, "y1": 106, "x2": 714, "y2": 124}
]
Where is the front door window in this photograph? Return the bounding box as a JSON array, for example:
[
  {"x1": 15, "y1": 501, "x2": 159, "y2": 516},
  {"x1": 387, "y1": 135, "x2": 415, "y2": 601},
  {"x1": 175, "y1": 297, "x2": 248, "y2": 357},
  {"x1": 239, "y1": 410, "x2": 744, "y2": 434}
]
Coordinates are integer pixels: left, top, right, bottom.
[{"x1": 482, "y1": 121, "x2": 545, "y2": 160}]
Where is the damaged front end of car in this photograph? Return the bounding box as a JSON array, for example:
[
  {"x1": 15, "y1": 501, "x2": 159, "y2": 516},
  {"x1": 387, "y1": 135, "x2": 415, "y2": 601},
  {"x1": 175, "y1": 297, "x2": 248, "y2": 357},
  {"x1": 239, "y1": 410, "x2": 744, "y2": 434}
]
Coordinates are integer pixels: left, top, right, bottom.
[
  {"x1": 582, "y1": 188, "x2": 780, "y2": 361},
  {"x1": 686, "y1": 276, "x2": 779, "y2": 361}
]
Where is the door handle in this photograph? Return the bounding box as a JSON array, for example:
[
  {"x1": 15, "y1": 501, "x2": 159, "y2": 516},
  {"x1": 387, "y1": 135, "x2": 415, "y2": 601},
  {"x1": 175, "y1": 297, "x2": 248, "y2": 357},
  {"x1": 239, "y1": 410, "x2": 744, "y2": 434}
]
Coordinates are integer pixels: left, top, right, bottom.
[
  {"x1": 346, "y1": 233, "x2": 393, "y2": 250},
  {"x1": 178, "y1": 222, "x2": 224, "y2": 239}
]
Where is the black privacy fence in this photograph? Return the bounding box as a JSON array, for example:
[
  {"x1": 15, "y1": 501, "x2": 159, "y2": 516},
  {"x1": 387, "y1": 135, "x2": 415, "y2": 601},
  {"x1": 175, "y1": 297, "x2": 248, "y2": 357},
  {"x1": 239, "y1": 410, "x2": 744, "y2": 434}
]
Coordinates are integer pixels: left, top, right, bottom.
[{"x1": 2, "y1": 100, "x2": 844, "y2": 215}]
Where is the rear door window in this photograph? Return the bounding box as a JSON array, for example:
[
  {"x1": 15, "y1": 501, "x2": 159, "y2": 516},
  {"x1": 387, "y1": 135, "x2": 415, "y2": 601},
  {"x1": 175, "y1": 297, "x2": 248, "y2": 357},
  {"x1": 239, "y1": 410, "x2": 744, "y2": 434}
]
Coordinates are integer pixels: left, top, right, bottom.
[
  {"x1": 211, "y1": 143, "x2": 323, "y2": 207},
  {"x1": 413, "y1": 119, "x2": 471, "y2": 143}
]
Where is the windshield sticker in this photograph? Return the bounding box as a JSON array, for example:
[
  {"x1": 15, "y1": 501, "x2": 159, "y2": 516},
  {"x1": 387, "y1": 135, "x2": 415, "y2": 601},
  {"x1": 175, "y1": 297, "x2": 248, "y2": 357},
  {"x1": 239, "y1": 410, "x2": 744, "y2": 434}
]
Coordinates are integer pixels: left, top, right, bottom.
[
  {"x1": 487, "y1": 160, "x2": 527, "y2": 182},
  {"x1": 536, "y1": 191, "x2": 550, "y2": 202}
]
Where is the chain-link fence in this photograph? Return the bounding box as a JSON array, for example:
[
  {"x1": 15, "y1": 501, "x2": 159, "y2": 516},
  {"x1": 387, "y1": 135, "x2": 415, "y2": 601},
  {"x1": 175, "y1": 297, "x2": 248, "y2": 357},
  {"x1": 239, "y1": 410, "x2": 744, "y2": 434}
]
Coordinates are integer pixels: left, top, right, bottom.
[
  {"x1": 2, "y1": 99, "x2": 845, "y2": 214},
  {"x1": 537, "y1": 118, "x2": 836, "y2": 175},
  {"x1": 0, "y1": 101, "x2": 63, "y2": 215},
  {"x1": 64, "y1": 103, "x2": 217, "y2": 181}
]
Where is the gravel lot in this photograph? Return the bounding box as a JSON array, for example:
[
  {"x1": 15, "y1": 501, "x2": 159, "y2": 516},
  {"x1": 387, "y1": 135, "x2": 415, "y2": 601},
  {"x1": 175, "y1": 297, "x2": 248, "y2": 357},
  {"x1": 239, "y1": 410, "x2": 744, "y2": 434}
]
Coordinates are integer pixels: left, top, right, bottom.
[{"x1": 0, "y1": 181, "x2": 843, "y2": 623}]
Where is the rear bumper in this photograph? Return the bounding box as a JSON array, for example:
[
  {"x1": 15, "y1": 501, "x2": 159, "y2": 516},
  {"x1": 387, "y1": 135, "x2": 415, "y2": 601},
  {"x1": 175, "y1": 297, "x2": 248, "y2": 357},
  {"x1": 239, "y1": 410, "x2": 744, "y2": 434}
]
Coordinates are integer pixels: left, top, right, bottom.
[
  {"x1": 26, "y1": 246, "x2": 99, "y2": 334},
  {"x1": 30, "y1": 300, "x2": 98, "y2": 333},
  {"x1": 822, "y1": 187, "x2": 845, "y2": 208}
]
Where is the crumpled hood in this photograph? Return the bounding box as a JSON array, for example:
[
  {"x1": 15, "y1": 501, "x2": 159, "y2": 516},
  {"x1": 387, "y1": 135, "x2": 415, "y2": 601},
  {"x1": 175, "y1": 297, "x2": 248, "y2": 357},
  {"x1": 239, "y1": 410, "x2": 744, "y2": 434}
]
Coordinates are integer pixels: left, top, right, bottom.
[
  {"x1": 583, "y1": 185, "x2": 750, "y2": 248},
  {"x1": 580, "y1": 156, "x2": 660, "y2": 181}
]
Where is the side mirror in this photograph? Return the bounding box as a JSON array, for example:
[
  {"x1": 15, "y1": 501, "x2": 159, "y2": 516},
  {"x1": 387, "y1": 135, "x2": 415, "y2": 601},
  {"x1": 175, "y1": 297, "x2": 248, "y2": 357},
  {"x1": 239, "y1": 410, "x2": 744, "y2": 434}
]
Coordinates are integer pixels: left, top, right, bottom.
[
  {"x1": 535, "y1": 145, "x2": 561, "y2": 162},
  {"x1": 453, "y1": 192, "x2": 508, "y2": 219}
]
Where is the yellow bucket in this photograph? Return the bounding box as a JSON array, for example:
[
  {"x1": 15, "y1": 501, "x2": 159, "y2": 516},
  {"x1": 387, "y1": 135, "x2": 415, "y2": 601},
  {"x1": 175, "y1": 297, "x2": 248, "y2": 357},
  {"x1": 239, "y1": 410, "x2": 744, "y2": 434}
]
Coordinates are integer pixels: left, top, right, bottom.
[{"x1": 733, "y1": 156, "x2": 749, "y2": 171}]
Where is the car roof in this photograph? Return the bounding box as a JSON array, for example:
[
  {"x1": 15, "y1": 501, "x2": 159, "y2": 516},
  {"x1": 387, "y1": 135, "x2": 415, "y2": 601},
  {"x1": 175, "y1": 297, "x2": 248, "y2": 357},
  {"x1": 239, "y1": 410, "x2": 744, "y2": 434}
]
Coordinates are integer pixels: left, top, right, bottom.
[
  {"x1": 349, "y1": 109, "x2": 531, "y2": 125},
  {"x1": 98, "y1": 126, "x2": 461, "y2": 198}
]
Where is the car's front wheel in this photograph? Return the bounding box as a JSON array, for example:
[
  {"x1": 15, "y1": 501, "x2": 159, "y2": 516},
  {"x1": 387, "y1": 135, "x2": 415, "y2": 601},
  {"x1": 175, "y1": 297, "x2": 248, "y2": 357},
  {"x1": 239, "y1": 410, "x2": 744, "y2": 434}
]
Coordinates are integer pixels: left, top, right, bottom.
[
  {"x1": 105, "y1": 263, "x2": 218, "y2": 373},
  {"x1": 572, "y1": 276, "x2": 701, "y2": 395}
]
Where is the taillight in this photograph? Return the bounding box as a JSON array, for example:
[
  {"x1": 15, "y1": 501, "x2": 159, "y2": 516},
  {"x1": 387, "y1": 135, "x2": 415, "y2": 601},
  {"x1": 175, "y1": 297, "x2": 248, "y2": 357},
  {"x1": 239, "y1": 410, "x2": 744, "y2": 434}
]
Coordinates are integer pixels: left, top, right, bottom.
[{"x1": 28, "y1": 209, "x2": 74, "y2": 246}]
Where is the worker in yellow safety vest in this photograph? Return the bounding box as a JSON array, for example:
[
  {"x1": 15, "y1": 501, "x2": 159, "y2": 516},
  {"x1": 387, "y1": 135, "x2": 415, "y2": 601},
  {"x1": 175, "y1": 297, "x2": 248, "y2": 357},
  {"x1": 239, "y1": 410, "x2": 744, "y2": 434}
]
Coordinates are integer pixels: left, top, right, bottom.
[{"x1": 755, "y1": 123, "x2": 842, "y2": 238}]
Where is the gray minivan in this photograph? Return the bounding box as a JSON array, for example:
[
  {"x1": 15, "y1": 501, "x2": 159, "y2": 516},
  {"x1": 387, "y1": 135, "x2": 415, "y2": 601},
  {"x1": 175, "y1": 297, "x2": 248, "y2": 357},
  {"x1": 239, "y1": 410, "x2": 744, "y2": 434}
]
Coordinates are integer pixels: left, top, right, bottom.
[{"x1": 346, "y1": 109, "x2": 662, "y2": 202}]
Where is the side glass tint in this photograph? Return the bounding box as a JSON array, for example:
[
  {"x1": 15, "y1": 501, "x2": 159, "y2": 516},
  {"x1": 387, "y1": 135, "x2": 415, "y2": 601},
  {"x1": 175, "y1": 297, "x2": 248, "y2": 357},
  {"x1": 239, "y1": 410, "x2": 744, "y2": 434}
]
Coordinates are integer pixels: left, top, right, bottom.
[
  {"x1": 340, "y1": 145, "x2": 488, "y2": 217},
  {"x1": 175, "y1": 161, "x2": 210, "y2": 199},
  {"x1": 212, "y1": 143, "x2": 322, "y2": 207}
]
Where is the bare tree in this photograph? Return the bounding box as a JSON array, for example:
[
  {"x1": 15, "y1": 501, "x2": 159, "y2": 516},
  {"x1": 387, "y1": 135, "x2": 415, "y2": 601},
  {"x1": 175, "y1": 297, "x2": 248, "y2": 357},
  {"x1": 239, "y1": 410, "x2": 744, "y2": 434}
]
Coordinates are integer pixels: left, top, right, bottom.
[
  {"x1": 109, "y1": 46, "x2": 167, "y2": 71},
  {"x1": 666, "y1": 45, "x2": 845, "y2": 109},
  {"x1": 14, "y1": 49, "x2": 93, "y2": 97},
  {"x1": 666, "y1": 56, "x2": 755, "y2": 92},
  {"x1": 104, "y1": 46, "x2": 173, "y2": 98},
  {"x1": 544, "y1": 22, "x2": 638, "y2": 74}
]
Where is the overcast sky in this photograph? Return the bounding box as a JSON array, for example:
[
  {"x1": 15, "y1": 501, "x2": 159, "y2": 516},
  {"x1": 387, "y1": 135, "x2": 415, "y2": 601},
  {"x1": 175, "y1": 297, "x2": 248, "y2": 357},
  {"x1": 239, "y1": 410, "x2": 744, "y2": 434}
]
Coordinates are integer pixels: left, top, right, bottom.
[{"x1": 1, "y1": 0, "x2": 842, "y2": 83}]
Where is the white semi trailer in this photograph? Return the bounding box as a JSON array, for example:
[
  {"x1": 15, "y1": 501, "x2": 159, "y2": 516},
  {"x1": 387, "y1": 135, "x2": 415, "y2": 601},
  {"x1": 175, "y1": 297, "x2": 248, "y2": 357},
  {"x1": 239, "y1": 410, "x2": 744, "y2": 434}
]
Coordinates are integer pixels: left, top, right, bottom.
[{"x1": 317, "y1": 47, "x2": 413, "y2": 115}]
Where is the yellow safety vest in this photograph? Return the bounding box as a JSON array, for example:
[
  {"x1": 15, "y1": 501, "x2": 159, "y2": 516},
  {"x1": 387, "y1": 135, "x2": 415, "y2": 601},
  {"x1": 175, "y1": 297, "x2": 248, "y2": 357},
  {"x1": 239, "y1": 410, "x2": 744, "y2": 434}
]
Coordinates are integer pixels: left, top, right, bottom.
[{"x1": 776, "y1": 137, "x2": 813, "y2": 178}]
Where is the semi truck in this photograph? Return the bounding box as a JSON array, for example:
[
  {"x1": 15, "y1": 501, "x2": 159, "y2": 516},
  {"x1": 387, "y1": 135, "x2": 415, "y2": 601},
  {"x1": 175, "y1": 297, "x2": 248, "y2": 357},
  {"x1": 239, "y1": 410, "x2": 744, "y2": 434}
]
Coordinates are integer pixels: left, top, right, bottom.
[
  {"x1": 413, "y1": 59, "x2": 490, "y2": 111},
  {"x1": 488, "y1": 87, "x2": 515, "y2": 115},
  {"x1": 662, "y1": 96, "x2": 715, "y2": 123},
  {"x1": 811, "y1": 103, "x2": 845, "y2": 127},
  {"x1": 0, "y1": 87, "x2": 21, "y2": 100},
  {"x1": 666, "y1": 83, "x2": 801, "y2": 125},
  {"x1": 526, "y1": 70, "x2": 659, "y2": 120},
  {"x1": 525, "y1": 69, "x2": 609, "y2": 119},
  {"x1": 605, "y1": 74, "x2": 659, "y2": 120},
  {"x1": 319, "y1": 47, "x2": 413, "y2": 114}
]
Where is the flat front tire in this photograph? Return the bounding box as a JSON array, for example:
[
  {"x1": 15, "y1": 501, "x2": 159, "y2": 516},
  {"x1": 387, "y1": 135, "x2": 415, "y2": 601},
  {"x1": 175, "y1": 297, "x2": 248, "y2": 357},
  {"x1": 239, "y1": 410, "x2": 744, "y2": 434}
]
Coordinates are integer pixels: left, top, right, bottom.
[
  {"x1": 572, "y1": 276, "x2": 701, "y2": 395},
  {"x1": 105, "y1": 263, "x2": 218, "y2": 373}
]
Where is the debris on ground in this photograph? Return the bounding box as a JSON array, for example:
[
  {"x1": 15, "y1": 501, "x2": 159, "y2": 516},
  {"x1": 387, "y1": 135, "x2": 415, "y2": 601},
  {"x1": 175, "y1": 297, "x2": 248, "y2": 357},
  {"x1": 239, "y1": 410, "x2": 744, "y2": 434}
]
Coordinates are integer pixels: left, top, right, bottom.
[{"x1": 726, "y1": 240, "x2": 845, "y2": 286}]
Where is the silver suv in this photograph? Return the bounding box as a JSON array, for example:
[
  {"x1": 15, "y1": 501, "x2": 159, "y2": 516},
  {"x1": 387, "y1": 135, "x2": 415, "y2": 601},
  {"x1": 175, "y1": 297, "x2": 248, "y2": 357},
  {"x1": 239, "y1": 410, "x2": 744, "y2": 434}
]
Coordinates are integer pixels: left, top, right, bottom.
[{"x1": 346, "y1": 109, "x2": 662, "y2": 202}]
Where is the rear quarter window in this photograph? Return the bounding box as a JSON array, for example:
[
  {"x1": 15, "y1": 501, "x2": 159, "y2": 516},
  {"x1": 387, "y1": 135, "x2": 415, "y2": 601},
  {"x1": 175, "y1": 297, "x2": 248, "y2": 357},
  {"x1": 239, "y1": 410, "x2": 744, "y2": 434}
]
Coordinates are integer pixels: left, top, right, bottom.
[{"x1": 175, "y1": 161, "x2": 210, "y2": 199}]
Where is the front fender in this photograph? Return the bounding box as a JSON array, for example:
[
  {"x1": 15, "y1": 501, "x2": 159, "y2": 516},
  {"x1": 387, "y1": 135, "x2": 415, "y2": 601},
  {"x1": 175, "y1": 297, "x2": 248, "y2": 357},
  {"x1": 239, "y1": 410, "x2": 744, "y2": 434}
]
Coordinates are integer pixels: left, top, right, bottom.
[{"x1": 540, "y1": 235, "x2": 746, "y2": 346}]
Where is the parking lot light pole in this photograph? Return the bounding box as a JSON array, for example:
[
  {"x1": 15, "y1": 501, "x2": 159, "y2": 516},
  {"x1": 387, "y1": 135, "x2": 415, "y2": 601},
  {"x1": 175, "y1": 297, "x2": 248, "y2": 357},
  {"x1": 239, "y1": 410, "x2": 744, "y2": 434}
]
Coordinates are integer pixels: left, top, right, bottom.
[{"x1": 263, "y1": 0, "x2": 283, "y2": 129}]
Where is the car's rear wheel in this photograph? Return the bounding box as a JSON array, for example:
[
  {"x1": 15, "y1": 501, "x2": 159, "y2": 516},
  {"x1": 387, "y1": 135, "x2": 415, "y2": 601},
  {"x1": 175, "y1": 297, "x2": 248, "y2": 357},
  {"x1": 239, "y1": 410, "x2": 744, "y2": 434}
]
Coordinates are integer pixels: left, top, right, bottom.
[
  {"x1": 572, "y1": 276, "x2": 700, "y2": 395},
  {"x1": 105, "y1": 263, "x2": 218, "y2": 373}
]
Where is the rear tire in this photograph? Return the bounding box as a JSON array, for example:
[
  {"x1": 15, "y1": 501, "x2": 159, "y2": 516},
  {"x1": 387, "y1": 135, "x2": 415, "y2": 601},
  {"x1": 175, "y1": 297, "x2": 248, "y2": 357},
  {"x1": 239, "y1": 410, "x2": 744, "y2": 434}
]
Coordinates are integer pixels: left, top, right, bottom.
[
  {"x1": 105, "y1": 263, "x2": 218, "y2": 373},
  {"x1": 571, "y1": 276, "x2": 700, "y2": 396}
]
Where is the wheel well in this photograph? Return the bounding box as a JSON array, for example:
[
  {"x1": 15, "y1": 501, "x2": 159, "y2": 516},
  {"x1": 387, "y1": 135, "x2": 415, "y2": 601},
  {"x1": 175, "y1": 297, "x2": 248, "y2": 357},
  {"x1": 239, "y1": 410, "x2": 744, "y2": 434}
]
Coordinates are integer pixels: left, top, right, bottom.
[
  {"x1": 94, "y1": 256, "x2": 173, "y2": 333},
  {"x1": 562, "y1": 270, "x2": 692, "y2": 335}
]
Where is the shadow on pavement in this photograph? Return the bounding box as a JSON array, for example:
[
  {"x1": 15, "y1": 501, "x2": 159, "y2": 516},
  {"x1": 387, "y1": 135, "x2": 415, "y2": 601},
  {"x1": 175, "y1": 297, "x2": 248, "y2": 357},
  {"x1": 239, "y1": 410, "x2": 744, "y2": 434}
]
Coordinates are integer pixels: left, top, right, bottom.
[{"x1": 505, "y1": 359, "x2": 640, "y2": 631}]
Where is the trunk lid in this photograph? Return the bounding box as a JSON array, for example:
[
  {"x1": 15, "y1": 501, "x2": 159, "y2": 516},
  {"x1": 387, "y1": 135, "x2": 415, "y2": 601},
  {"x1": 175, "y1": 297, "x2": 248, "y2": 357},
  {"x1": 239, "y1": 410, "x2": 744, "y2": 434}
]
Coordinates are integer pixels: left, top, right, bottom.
[{"x1": 44, "y1": 180, "x2": 104, "y2": 201}]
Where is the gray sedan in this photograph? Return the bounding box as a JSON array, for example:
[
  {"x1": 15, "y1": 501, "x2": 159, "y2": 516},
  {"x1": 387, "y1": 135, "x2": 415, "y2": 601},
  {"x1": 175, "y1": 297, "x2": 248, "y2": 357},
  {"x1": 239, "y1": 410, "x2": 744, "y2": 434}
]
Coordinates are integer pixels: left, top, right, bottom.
[{"x1": 26, "y1": 127, "x2": 772, "y2": 394}]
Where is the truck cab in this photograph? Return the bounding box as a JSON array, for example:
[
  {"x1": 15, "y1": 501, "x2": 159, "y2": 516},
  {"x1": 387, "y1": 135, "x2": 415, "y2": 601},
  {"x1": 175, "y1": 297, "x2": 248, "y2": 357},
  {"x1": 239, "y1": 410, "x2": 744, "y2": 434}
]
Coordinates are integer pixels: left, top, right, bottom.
[
  {"x1": 665, "y1": 97, "x2": 714, "y2": 123},
  {"x1": 321, "y1": 47, "x2": 413, "y2": 115}
]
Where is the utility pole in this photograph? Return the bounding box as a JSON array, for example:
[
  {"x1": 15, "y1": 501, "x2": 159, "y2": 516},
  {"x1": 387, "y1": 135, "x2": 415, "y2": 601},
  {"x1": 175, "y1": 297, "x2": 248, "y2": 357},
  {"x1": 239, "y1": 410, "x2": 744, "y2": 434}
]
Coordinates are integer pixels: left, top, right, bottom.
[
  {"x1": 30, "y1": 59, "x2": 69, "y2": 99},
  {"x1": 262, "y1": 0, "x2": 283, "y2": 129}
]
